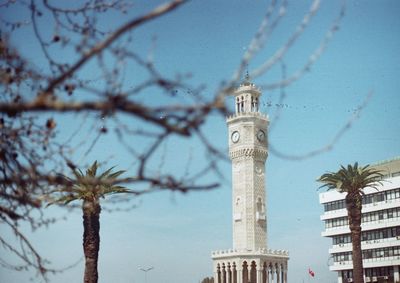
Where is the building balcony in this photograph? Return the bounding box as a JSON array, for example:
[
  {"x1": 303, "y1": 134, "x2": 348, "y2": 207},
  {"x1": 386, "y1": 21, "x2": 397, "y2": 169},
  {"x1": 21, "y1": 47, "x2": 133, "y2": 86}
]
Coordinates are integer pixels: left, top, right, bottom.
[
  {"x1": 321, "y1": 208, "x2": 347, "y2": 221},
  {"x1": 329, "y1": 237, "x2": 400, "y2": 253},
  {"x1": 362, "y1": 198, "x2": 400, "y2": 213},
  {"x1": 330, "y1": 256, "x2": 400, "y2": 271},
  {"x1": 322, "y1": 217, "x2": 400, "y2": 237},
  {"x1": 320, "y1": 176, "x2": 400, "y2": 206},
  {"x1": 365, "y1": 276, "x2": 392, "y2": 282},
  {"x1": 321, "y1": 199, "x2": 400, "y2": 221}
]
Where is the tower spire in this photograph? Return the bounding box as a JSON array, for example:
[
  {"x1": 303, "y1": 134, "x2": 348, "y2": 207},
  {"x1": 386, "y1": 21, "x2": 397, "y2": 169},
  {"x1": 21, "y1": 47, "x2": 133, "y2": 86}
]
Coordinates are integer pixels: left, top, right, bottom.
[{"x1": 244, "y1": 66, "x2": 250, "y2": 85}]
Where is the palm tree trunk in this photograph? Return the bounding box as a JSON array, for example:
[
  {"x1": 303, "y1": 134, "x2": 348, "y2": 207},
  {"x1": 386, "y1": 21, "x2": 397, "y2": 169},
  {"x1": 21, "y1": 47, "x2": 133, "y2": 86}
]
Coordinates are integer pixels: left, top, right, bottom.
[
  {"x1": 346, "y1": 194, "x2": 364, "y2": 283},
  {"x1": 82, "y1": 200, "x2": 101, "y2": 283}
]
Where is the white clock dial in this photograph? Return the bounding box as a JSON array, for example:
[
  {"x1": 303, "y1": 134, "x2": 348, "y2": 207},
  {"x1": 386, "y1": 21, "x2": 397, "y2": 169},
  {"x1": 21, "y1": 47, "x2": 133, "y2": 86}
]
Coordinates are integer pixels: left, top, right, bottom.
[
  {"x1": 231, "y1": 131, "x2": 240, "y2": 143},
  {"x1": 256, "y1": 130, "x2": 266, "y2": 142}
]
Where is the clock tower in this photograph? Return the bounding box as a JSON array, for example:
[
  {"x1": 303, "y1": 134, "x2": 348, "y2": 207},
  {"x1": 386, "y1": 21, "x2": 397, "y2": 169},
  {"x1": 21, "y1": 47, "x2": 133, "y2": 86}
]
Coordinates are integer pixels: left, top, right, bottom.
[
  {"x1": 228, "y1": 80, "x2": 268, "y2": 252},
  {"x1": 211, "y1": 80, "x2": 289, "y2": 283}
]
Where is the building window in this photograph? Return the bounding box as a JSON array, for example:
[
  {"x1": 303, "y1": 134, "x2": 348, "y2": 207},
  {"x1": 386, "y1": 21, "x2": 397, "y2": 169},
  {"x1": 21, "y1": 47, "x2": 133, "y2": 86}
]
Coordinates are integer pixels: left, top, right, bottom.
[
  {"x1": 362, "y1": 246, "x2": 400, "y2": 259},
  {"x1": 333, "y1": 234, "x2": 351, "y2": 245},
  {"x1": 333, "y1": 252, "x2": 352, "y2": 262},
  {"x1": 334, "y1": 246, "x2": 400, "y2": 262},
  {"x1": 326, "y1": 208, "x2": 400, "y2": 229},
  {"x1": 324, "y1": 199, "x2": 346, "y2": 212},
  {"x1": 362, "y1": 207, "x2": 400, "y2": 224},
  {"x1": 325, "y1": 217, "x2": 348, "y2": 229},
  {"x1": 324, "y1": 188, "x2": 400, "y2": 212},
  {"x1": 365, "y1": 267, "x2": 394, "y2": 278},
  {"x1": 342, "y1": 270, "x2": 353, "y2": 280}
]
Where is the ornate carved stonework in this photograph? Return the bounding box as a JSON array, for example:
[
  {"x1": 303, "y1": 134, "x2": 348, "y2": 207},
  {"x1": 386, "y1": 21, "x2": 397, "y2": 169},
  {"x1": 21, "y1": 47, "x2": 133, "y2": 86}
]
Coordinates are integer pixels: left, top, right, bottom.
[{"x1": 229, "y1": 148, "x2": 268, "y2": 161}]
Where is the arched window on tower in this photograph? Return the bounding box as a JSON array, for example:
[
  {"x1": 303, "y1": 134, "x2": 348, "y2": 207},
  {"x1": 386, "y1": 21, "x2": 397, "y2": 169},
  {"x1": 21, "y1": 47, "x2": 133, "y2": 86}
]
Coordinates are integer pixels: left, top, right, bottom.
[
  {"x1": 257, "y1": 197, "x2": 266, "y2": 222},
  {"x1": 250, "y1": 96, "x2": 259, "y2": 112},
  {"x1": 234, "y1": 197, "x2": 242, "y2": 221},
  {"x1": 240, "y1": 96, "x2": 244, "y2": 112},
  {"x1": 255, "y1": 97, "x2": 259, "y2": 111},
  {"x1": 232, "y1": 262, "x2": 237, "y2": 283},
  {"x1": 262, "y1": 262, "x2": 268, "y2": 283},
  {"x1": 242, "y1": 261, "x2": 248, "y2": 283},
  {"x1": 257, "y1": 197, "x2": 263, "y2": 213},
  {"x1": 236, "y1": 97, "x2": 240, "y2": 113},
  {"x1": 250, "y1": 261, "x2": 257, "y2": 283}
]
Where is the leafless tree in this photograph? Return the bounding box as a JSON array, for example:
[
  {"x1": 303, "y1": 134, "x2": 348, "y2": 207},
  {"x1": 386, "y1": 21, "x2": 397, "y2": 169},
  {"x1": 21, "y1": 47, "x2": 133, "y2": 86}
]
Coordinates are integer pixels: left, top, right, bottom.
[{"x1": 0, "y1": 0, "x2": 349, "y2": 281}]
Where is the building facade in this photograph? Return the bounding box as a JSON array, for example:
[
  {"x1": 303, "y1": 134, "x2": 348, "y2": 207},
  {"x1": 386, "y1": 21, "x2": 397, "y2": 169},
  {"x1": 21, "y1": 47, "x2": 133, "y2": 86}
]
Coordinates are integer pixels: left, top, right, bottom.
[
  {"x1": 211, "y1": 81, "x2": 289, "y2": 283},
  {"x1": 320, "y1": 158, "x2": 400, "y2": 283}
]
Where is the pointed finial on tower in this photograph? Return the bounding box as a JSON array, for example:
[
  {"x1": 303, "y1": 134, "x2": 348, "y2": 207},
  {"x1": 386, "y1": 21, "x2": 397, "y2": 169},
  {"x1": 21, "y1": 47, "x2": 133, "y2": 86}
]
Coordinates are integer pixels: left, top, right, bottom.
[
  {"x1": 243, "y1": 66, "x2": 251, "y2": 86},
  {"x1": 245, "y1": 68, "x2": 250, "y2": 82}
]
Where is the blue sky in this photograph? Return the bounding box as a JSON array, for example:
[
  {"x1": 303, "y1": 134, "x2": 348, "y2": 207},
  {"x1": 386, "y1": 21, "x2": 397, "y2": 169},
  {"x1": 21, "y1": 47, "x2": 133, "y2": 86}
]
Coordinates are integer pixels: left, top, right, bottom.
[{"x1": 1, "y1": 1, "x2": 400, "y2": 283}]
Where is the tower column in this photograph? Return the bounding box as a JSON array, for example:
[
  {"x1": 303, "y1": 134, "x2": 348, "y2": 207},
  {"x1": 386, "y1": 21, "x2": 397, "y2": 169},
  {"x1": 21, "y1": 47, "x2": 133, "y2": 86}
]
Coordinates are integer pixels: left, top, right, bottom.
[
  {"x1": 214, "y1": 270, "x2": 219, "y2": 283},
  {"x1": 271, "y1": 267, "x2": 275, "y2": 283},
  {"x1": 216, "y1": 264, "x2": 221, "y2": 283},
  {"x1": 283, "y1": 268, "x2": 288, "y2": 283},
  {"x1": 233, "y1": 262, "x2": 238, "y2": 283},
  {"x1": 237, "y1": 269, "x2": 243, "y2": 283},
  {"x1": 257, "y1": 268, "x2": 263, "y2": 283},
  {"x1": 276, "y1": 265, "x2": 280, "y2": 283},
  {"x1": 222, "y1": 263, "x2": 227, "y2": 283},
  {"x1": 227, "y1": 263, "x2": 232, "y2": 283}
]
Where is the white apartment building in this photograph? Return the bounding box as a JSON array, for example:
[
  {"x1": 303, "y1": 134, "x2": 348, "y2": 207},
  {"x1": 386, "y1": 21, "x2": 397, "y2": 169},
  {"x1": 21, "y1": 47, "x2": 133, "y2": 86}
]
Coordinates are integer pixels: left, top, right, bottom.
[{"x1": 320, "y1": 158, "x2": 400, "y2": 283}]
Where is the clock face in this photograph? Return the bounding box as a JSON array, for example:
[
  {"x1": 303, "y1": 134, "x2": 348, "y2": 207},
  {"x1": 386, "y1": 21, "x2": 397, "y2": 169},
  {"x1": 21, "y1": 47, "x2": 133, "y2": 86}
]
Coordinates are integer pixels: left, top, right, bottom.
[
  {"x1": 231, "y1": 131, "x2": 240, "y2": 143},
  {"x1": 256, "y1": 130, "x2": 266, "y2": 142}
]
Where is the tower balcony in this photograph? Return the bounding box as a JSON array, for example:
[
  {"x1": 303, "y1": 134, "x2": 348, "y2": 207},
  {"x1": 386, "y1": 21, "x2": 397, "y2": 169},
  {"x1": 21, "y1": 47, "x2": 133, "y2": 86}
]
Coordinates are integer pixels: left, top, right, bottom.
[
  {"x1": 211, "y1": 248, "x2": 289, "y2": 260},
  {"x1": 226, "y1": 111, "x2": 268, "y2": 123}
]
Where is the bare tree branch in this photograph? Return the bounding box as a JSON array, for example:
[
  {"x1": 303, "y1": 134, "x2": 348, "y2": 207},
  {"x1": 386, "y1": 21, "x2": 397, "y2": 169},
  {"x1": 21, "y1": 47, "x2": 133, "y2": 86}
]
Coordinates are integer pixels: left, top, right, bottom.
[{"x1": 44, "y1": 0, "x2": 187, "y2": 94}]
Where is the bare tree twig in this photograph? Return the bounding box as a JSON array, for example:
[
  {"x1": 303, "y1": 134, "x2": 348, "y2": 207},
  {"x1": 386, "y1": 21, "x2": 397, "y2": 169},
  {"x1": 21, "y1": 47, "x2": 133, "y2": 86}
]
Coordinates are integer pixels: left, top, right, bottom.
[{"x1": 44, "y1": 0, "x2": 187, "y2": 94}]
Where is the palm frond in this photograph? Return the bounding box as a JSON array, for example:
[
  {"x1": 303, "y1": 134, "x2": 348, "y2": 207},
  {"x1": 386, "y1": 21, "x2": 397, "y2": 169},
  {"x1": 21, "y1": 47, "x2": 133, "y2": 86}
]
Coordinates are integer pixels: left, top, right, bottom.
[
  {"x1": 48, "y1": 160, "x2": 130, "y2": 205},
  {"x1": 108, "y1": 170, "x2": 126, "y2": 180},
  {"x1": 46, "y1": 194, "x2": 79, "y2": 207},
  {"x1": 86, "y1": 161, "x2": 99, "y2": 177},
  {"x1": 98, "y1": 166, "x2": 116, "y2": 179},
  {"x1": 318, "y1": 162, "x2": 384, "y2": 194},
  {"x1": 69, "y1": 167, "x2": 84, "y2": 182}
]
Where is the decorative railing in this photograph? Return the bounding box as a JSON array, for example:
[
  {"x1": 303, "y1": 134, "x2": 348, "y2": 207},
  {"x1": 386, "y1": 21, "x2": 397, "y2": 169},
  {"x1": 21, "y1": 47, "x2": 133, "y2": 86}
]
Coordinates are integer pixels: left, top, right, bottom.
[
  {"x1": 212, "y1": 248, "x2": 289, "y2": 257},
  {"x1": 226, "y1": 111, "x2": 268, "y2": 122}
]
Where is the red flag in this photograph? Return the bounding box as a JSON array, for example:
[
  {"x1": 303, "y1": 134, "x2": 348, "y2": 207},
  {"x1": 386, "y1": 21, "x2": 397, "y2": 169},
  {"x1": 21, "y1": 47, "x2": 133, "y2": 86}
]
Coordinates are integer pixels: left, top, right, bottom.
[{"x1": 308, "y1": 268, "x2": 315, "y2": 277}]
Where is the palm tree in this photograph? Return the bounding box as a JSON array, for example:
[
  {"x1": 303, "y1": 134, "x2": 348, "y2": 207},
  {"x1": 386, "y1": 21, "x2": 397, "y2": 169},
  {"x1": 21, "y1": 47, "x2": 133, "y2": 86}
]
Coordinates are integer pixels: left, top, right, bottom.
[
  {"x1": 318, "y1": 162, "x2": 383, "y2": 283},
  {"x1": 49, "y1": 161, "x2": 129, "y2": 283}
]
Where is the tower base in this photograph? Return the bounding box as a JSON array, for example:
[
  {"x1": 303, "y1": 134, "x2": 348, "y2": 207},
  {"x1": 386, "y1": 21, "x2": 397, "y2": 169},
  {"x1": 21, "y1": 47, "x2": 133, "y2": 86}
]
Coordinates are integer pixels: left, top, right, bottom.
[{"x1": 212, "y1": 249, "x2": 289, "y2": 283}]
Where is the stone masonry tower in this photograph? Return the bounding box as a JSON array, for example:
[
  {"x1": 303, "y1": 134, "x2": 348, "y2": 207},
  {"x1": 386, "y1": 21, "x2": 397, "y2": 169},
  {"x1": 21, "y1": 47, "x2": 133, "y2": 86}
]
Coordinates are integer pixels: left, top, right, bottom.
[
  {"x1": 211, "y1": 80, "x2": 289, "y2": 283},
  {"x1": 228, "y1": 80, "x2": 268, "y2": 252}
]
